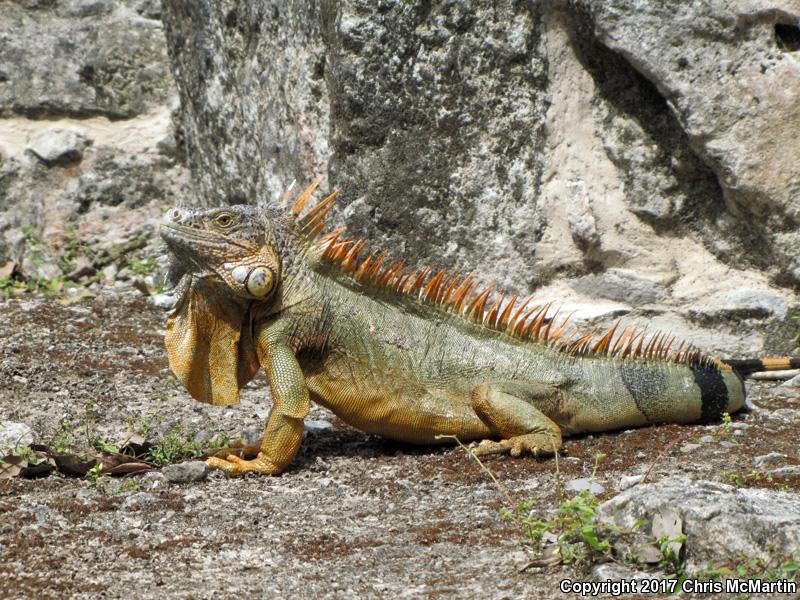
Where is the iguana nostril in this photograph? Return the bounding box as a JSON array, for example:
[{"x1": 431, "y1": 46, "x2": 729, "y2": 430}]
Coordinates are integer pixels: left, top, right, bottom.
[{"x1": 170, "y1": 208, "x2": 182, "y2": 222}]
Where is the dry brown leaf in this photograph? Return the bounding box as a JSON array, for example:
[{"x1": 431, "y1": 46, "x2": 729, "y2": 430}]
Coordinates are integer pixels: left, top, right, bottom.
[
  {"x1": 20, "y1": 458, "x2": 55, "y2": 478},
  {"x1": 0, "y1": 456, "x2": 26, "y2": 479},
  {"x1": 48, "y1": 449, "x2": 153, "y2": 476},
  {"x1": 51, "y1": 452, "x2": 100, "y2": 476},
  {"x1": 116, "y1": 433, "x2": 150, "y2": 456}
]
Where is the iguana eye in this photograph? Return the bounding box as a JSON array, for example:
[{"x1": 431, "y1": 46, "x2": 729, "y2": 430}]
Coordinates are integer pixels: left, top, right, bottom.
[{"x1": 215, "y1": 213, "x2": 234, "y2": 228}]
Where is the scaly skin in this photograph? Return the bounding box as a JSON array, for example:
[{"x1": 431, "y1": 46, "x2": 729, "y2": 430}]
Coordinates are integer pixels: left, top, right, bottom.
[{"x1": 159, "y1": 194, "x2": 748, "y2": 476}]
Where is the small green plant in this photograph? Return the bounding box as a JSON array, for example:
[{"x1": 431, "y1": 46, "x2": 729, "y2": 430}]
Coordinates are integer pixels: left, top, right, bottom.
[
  {"x1": 501, "y1": 489, "x2": 621, "y2": 566},
  {"x1": 58, "y1": 233, "x2": 96, "y2": 275},
  {"x1": 0, "y1": 276, "x2": 25, "y2": 299},
  {"x1": 93, "y1": 437, "x2": 120, "y2": 455},
  {"x1": 0, "y1": 274, "x2": 73, "y2": 298},
  {"x1": 699, "y1": 553, "x2": 799, "y2": 587},
  {"x1": 85, "y1": 463, "x2": 105, "y2": 484},
  {"x1": 11, "y1": 445, "x2": 39, "y2": 464},
  {"x1": 125, "y1": 257, "x2": 156, "y2": 277},
  {"x1": 127, "y1": 412, "x2": 158, "y2": 439},
  {"x1": 555, "y1": 491, "x2": 614, "y2": 564},
  {"x1": 145, "y1": 425, "x2": 206, "y2": 467},
  {"x1": 741, "y1": 554, "x2": 799, "y2": 581},
  {"x1": 152, "y1": 278, "x2": 169, "y2": 294},
  {"x1": 50, "y1": 419, "x2": 81, "y2": 455},
  {"x1": 21, "y1": 225, "x2": 47, "y2": 259},
  {"x1": 115, "y1": 478, "x2": 139, "y2": 494},
  {"x1": 81, "y1": 401, "x2": 120, "y2": 454},
  {"x1": 20, "y1": 227, "x2": 66, "y2": 288},
  {"x1": 50, "y1": 403, "x2": 121, "y2": 458},
  {"x1": 84, "y1": 463, "x2": 139, "y2": 495},
  {"x1": 721, "y1": 470, "x2": 791, "y2": 492},
  {"x1": 657, "y1": 533, "x2": 688, "y2": 577},
  {"x1": 127, "y1": 408, "x2": 232, "y2": 467},
  {"x1": 500, "y1": 499, "x2": 551, "y2": 544},
  {"x1": 441, "y1": 437, "x2": 621, "y2": 568},
  {"x1": 717, "y1": 412, "x2": 733, "y2": 441},
  {"x1": 2, "y1": 226, "x2": 103, "y2": 298}
]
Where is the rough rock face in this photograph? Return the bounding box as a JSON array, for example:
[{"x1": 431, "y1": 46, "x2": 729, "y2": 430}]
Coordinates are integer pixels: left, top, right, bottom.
[
  {"x1": 596, "y1": 478, "x2": 800, "y2": 574},
  {"x1": 2, "y1": 0, "x2": 797, "y2": 354},
  {"x1": 159, "y1": 0, "x2": 800, "y2": 354},
  {"x1": 0, "y1": 1, "x2": 191, "y2": 290},
  {"x1": 160, "y1": 2, "x2": 331, "y2": 205},
  {"x1": 587, "y1": 1, "x2": 800, "y2": 285},
  {"x1": 0, "y1": 1, "x2": 173, "y2": 119}
]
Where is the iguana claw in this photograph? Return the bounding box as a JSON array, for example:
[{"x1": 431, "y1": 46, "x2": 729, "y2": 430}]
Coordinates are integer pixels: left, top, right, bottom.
[
  {"x1": 472, "y1": 433, "x2": 559, "y2": 459},
  {"x1": 206, "y1": 452, "x2": 282, "y2": 476}
]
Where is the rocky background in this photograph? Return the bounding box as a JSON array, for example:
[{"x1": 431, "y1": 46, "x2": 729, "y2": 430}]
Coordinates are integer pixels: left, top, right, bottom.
[
  {"x1": 157, "y1": 0, "x2": 800, "y2": 355},
  {"x1": 0, "y1": 0, "x2": 190, "y2": 298},
  {"x1": 1, "y1": 0, "x2": 799, "y2": 353}
]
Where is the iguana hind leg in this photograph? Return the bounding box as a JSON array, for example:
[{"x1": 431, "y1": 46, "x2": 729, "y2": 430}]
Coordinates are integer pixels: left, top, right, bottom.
[{"x1": 470, "y1": 381, "x2": 563, "y2": 458}]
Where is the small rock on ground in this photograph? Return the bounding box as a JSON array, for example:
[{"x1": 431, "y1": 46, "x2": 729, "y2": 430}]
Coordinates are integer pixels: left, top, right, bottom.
[
  {"x1": 121, "y1": 492, "x2": 157, "y2": 510},
  {"x1": 26, "y1": 128, "x2": 91, "y2": 166},
  {"x1": 617, "y1": 475, "x2": 642, "y2": 491},
  {"x1": 596, "y1": 478, "x2": 800, "y2": 572},
  {"x1": 768, "y1": 466, "x2": 800, "y2": 477},
  {"x1": 162, "y1": 461, "x2": 209, "y2": 484},
  {"x1": 565, "y1": 478, "x2": 605, "y2": 494},
  {"x1": 752, "y1": 452, "x2": 787, "y2": 467}
]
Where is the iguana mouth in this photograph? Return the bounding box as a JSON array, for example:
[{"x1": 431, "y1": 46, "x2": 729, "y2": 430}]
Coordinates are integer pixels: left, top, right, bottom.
[
  {"x1": 152, "y1": 221, "x2": 198, "y2": 312},
  {"x1": 160, "y1": 221, "x2": 230, "y2": 254},
  {"x1": 161, "y1": 220, "x2": 258, "y2": 249},
  {"x1": 159, "y1": 221, "x2": 229, "y2": 285}
]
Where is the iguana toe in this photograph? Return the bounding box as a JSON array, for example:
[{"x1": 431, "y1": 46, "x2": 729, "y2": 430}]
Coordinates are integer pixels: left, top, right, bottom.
[
  {"x1": 472, "y1": 432, "x2": 560, "y2": 459},
  {"x1": 471, "y1": 439, "x2": 515, "y2": 457},
  {"x1": 206, "y1": 452, "x2": 282, "y2": 476}
]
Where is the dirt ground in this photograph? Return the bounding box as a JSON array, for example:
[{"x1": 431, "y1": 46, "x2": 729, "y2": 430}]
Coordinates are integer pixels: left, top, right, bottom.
[{"x1": 1, "y1": 290, "x2": 798, "y2": 599}]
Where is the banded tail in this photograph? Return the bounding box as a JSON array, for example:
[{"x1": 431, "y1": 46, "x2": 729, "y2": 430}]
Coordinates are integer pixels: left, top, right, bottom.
[{"x1": 721, "y1": 357, "x2": 800, "y2": 378}]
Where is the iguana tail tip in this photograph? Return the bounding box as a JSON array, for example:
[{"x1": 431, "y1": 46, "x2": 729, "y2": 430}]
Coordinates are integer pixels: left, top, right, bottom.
[{"x1": 721, "y1": 357, "x2": 800, "y2": 377}]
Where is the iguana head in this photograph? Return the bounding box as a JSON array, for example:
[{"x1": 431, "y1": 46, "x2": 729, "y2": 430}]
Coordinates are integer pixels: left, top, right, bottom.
[
  {"x1": 158, "y1": 204, "x2": 291, "y2": 406},
  {"x1": 158, "y1": 185, "x2": 333, "y2": 406},
  {"x1": 160, "y1": 205, "x2": 282, "y2": 302}
]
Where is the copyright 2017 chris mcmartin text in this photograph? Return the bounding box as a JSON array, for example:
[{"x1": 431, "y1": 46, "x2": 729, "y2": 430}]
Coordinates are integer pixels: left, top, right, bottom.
[{"x1": 560, "y1": 577, "x2": 797, "y2": 596}]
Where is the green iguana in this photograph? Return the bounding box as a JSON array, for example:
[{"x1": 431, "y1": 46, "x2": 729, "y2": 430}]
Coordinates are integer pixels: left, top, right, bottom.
[{"x1": 158, "y1": 181, "x2": 799, "y2": 476}]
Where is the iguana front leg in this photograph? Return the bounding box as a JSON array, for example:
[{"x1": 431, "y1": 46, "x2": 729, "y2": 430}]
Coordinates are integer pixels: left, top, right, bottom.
[
  {"x1": 207, "y1": 323, "x2": 310, "y2": 476},
  {"x1": 470, "y1": 381, "x2": 563, "y2": 458}
]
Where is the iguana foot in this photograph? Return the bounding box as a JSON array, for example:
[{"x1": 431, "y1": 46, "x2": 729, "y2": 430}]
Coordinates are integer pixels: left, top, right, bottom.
[
  {"x1": 472, "y1": 432, "x2": 560, "y2": 458},
  {"x1": 470, "y1": 381, "x2": 564, "y2": 459},
  {"x1": 206, "y1": 452, "x2": 282, "y2": 476}
]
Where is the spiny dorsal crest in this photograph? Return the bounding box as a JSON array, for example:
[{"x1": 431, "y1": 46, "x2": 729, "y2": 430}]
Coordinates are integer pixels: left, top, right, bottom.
[
  {"x1": 284, "y1": 177, "x2": 338, "y2": 239},
  {"x1": 286, "y1": 181, "x2": 715, "y2": 370}
]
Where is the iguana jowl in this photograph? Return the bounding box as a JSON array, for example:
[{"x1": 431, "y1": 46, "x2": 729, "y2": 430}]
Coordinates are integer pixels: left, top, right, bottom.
[{"x1": 159, "y1": 182, "x2": 792, "y2": 476}]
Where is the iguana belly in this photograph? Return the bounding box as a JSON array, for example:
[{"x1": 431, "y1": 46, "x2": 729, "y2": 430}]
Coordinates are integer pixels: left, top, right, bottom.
[{"x1": 304, "y1": 371, "x2": 492, "y2": 444}]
